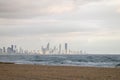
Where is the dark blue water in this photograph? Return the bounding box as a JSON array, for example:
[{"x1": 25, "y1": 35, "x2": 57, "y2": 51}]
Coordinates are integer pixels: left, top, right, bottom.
[{"x1": 0, "y1": 54, "x2": 120, "y2": 67}]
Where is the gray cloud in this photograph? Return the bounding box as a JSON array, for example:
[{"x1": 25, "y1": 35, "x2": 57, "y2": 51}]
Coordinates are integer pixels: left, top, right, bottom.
[
  {"x1": 0, "y1": 21, "x2": 101, "y2": 36},
  {"x1": 0, "y1": 0, "x2": 103, "y2": 19},
  {"x1": 59, "y1": 0, "x2": 120, "y2": 30},
  {"x1": 0, "y1": 0, "x2": 120, "y2": 36},
  {"x1": 0, "y1": 0, "x2": 120, "y2": 53},
  {"x1": 0, "y1": 0, "x2": 75, "y2": 18}
]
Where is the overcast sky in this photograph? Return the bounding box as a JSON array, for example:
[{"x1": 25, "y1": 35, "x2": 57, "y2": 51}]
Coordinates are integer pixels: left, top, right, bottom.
[{"x1": 0, "y1": 0, "x2": 120, "y2": 54}]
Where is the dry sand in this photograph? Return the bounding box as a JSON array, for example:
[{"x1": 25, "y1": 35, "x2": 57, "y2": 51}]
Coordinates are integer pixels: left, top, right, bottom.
[{"x1": 0, "y1": 63, "x2": 120, "y2": 80}]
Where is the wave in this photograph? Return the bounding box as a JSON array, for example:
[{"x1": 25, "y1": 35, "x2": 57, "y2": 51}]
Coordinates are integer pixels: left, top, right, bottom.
[{"x1": 0, "y1": 54, "x2": 120, "y2": 67}]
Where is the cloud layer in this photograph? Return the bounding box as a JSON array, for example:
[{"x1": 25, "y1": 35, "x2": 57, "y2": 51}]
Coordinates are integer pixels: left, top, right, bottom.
[
  {"x1": 0, "y1": 0, "x2": 120, "y2": 35},
  {"x1": 0, "y1": 0, "x2": 76, "y2": 18},
  {"x1": 0, "y1": 0, "x2": 120, "y2": 53}
]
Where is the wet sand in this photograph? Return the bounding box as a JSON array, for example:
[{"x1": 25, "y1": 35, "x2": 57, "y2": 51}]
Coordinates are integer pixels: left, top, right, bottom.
[{"x1": 0, "y1": 63, "x2": 120, "y2": 80}]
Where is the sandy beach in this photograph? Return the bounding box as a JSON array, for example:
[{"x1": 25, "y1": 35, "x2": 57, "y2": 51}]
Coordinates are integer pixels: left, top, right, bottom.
[{"x1": 0, "y1": 63, "x2": 120, "y2": 80}]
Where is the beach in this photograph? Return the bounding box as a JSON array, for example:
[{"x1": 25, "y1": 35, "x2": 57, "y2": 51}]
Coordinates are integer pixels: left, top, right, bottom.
[{"x1": 0, "y1": 63, "x2": 120, "y2": 80}]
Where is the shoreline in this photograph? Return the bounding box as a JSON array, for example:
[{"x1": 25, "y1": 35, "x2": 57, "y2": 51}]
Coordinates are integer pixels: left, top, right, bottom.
[
  {"x1": 0, "y1": 63, "x2": 120, "y2": 80},
  {"x1": 0, "y1": 61, "x2": 119, "y2": 68},
  {"x1": 0, "y1": 54, "x2": 120, "y2": 68},
  {"x1": 0, "y1": 62, "x2": 14, "y2": 64}
]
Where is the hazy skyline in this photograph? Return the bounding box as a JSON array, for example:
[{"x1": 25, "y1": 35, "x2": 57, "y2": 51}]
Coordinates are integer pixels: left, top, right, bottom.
[{"x1": 0, "y1": 0, "x2": 120, "y2": 54}]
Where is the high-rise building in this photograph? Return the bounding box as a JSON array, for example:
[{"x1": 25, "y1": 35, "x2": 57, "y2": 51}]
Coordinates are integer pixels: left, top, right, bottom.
[
  {"x1": 11, "y1": 45, "x2": 14, "y2": 52},
  {"x1": 3, "y1": 47, "x2": 6, "y2": 53},
  {"x1": 10, "y1": 45, "x2": 17, "y2": 53},
  {"x1": 58, "y1": 44, "x2": 61, "y2": 54},
  {"x1": 41, "y1": 46, "x2": 46, "y2": 55},
  {"x1": 47, "y1": 43, "x2": 50, "y2": 50},
  {"x1": 19, "y1": 47, "x2": 23, "y2": 53},
  {"x1": 65, "y1": 43, "x2": 68, "y2": 54},
  {"x1": 14, "y1": 45, "x2": 17, "y2": 53},
  {"x1": 7, "y1": 47, "x2": 13, "y2": 53},
  {"x1": 0, "y1": 48, "x2": 2, "y2": 53}
]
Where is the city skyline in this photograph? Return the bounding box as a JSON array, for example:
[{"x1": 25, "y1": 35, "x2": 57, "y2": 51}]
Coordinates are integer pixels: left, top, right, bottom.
[
  {"x1": 0, "y1": 43, "x2": 86, "y2": 55},
  {"x1": 0, "y1": 0, "x2": 120, "y2": 54}
]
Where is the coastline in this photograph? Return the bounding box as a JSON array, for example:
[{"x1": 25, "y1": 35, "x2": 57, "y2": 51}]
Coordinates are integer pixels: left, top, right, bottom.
[
  {"x1": 0, "y1": 62, "x2": 120, "y2": 80},
  {"x1": 0, "y1": 62, "x2": 14, "y2": 64}
]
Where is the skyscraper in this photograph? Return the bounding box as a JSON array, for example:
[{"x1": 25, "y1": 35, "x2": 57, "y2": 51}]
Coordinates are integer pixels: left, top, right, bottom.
[
  {"x1": 58, "y1": 44, "x2": 61, "y2": 54},
  {"x1": 47, "y1": 43, "x2": 50, "y2": 50},
  {"x1": 11, "y1": 45, "x2": 17, "y2": 53},
  {"x1": 65, "y1": 43, "x2": 68, "y2": 54},
  {"x1": 3, "y1": 47, "x2": 6, "y2": 53},
  {"x1": 0, "y1": 48, "x2": 2, "y2": 53},
  {"x1": 11, "y1": 45, "x2": 14, "y2": 52}
]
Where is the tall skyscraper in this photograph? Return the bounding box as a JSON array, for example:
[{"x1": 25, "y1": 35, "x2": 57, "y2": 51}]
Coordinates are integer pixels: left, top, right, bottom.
[
  {"x1": 65, "y1": 43, "x2": 68, "y2": 54},
  {"x1": 58, "y1": 44, "x2": 61, "y2": 54},
  {"x1": 47, "y1": 43, "x2": 50, "y2": 50},
  {"x1": 3, "y1": 47, "x2": 6, "y2": 53},
  {"x1": 10, "y1": 45, "x2": 17, "y2": 53},
  {"x1": 14, "y1": 45, "x2": 17, "y2": 53},
  {"x1": 11, "y1": 45, "x2": 14, "y2": 52},
  {"x1": 0, "y1": 48, "x2": 2, "y2": 53}
]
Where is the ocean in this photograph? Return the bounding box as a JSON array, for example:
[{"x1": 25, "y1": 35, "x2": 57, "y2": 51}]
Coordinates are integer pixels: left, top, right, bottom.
[{"x1": 0, "y1": 54, "x2": 120, "y2": 68}]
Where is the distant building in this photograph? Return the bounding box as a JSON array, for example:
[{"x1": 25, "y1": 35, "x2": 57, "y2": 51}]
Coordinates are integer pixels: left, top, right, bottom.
[
  {"x1": 53, "y1": 46, "x2": 57, "y2": 53},
  {"x1": 14, "y1": 45, "x2": 17, "y2": 53},
  {"x1": 46, "y1": 43, "x2": 50, "y2": 51},
  {"x1": 3, "y1": 47, "x2": 6, "y2": 53},
  {"x1": 80, "y1": 50, "x2": 83, "y2": 54},
  {"x1": 19, "y1": 47, "x2": 23, "y2": 53},
  {"x1": 58, "y1": 44, "x2": 61, "y2": 54},
  {"x1": 6, "y1": 45, "x2": 17, "y2": 54},
  {"x1": 24, "y1": 50, "x2": 29, "y2": 54},
  {"x1": 0, "y1": 48, "x2": 2, "y2": 53},
  {"x1": 41, "y1": 46, "x2": 46, "y2": 55},
  {"x1": 65, "y1": 43, "x2": 68, "y2": 54},
  {"x1": 11, "y1": 45, "x2": 17, "y2": 53},
  {"x1": 7, "y1": 47, "x2": 13, "y2": 53},
  {"x1": 11, "y1": 45, "x2": 14, "y2": 52}
]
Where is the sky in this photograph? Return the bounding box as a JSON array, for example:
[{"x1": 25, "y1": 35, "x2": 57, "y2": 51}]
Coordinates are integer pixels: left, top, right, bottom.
[{"x1": 0, "y1": 0, "x2": 120, "y2": 54}]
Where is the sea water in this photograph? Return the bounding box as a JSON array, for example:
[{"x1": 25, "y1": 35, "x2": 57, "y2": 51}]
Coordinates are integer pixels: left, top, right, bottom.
[{"x1": 0, "y1": 54, "x2": 120, "y2": 68}]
